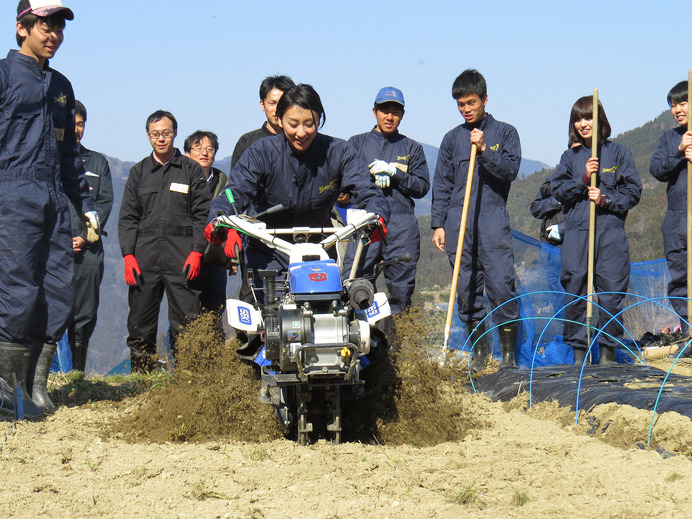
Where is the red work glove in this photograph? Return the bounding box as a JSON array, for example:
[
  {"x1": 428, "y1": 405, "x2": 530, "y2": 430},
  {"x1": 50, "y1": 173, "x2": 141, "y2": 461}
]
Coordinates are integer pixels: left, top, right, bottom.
[
  {"x1": 183, "y1": 251, "x2": 203, "y2": 281},
  {"x1": 204, "y1": 221, "x2": 224, "y2": 245},
  {"x1": 123, "y1": 254, "x2": 141, "y2": 286},
  {"x1": 224, "y1": 228, "x2": 243, "y2": 259},
  {"x1": 369, "y1": 217, "x2": 387, "y2": 243}
]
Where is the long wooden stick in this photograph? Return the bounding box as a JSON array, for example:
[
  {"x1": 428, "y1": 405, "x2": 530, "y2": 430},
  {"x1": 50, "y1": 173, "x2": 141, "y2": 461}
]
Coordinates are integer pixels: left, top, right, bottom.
[
  {"x1": 442, "y1": 144, "x2": 477, "y2": 353},
  {"x1": 586, "y1": 89, "x2": 599, "y2": 356},
  {"x1": 687, "y1": 71, "x2": 692, "y2": 335}
]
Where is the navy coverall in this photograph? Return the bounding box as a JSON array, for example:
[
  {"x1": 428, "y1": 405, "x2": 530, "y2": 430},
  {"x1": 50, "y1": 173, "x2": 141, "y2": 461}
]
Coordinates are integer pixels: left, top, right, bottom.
[
  {"x1": 343, "y1": 128, "x2": 429, "y2": 314},
  {"x1": 0, "y1": 50, "x2": 93, "y2": 346},
  {"x1": 67, "y1": 146, "x2": 113, "y2": 351},
  {"x1": 431, "y1": 114, "x2": 521, "y2": 324},
  {"x1": 230, "y1": 122, "x2": 276, "y2": 302},
  {"x1": 118, "y1": 151, "x2": 211, "y2": 359},
  {"x1": 650, "y1": 126, "x2": 689, "y2": 328},
  {"x1": 551, "y1": 141, "x2": 642, "y2": 351},
  {"x1": 209, "y1": 133, "x2": 390, "y2": 277}
]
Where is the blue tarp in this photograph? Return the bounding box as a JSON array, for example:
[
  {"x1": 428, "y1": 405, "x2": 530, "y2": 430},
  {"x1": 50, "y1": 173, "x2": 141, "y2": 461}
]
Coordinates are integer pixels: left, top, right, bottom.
[
  {"x1": 50, "y1": 333, "x2": 72, "y2": 373},
  {"x1": 446, "y1": 230, "x2": 673, "y2": 367}
]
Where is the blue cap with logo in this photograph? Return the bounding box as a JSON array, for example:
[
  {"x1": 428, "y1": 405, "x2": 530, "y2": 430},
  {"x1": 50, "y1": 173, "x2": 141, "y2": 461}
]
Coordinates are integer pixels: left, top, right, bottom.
[{"x1": 375, "y1": 87, "x2": 405, "y2": 108}]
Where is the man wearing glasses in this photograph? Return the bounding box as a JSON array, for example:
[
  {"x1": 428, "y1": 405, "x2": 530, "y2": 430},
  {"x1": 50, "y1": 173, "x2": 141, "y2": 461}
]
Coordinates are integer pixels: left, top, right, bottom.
[
  {"x1": 118, "y1": 111, "x2": 211, "y2": 372},
  {"x1": 184, "y1": 130, "x2": 232, "y2": 333}
]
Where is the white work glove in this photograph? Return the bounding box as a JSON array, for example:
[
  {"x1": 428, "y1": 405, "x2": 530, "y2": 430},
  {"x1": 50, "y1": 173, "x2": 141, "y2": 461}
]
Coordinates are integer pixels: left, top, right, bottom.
[
  {"x1": 374, "y1": 174, "x2": 391, "y2": 189},
  {"x1": 369, "y1": 160, "x2": 397, "y2": 177},
  {"x1": 546, "y1": 224, "x2": 561, "y2": 242},
  {"x1": 84, "y1": 211, "x2": 101, "y2": 243}
]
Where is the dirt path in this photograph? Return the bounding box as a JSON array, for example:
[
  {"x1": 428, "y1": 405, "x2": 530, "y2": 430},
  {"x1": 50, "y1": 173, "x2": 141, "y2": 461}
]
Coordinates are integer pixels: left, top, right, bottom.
[
  {"x1": 2, "y1": 315, "x2": 691, "y2": 518},
  {"x1": 2, "y1": 388, "x2": 692, "y2": 519}
]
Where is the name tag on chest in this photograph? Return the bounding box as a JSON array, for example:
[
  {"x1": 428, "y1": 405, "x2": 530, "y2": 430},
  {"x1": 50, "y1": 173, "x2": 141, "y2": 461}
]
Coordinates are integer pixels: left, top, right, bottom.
[{"x1": 170, "y1": 183, "x2": 189, "y2": 194}]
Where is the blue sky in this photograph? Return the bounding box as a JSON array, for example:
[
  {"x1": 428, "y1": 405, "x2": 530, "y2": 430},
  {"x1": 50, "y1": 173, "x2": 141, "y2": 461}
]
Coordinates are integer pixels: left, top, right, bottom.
[{"x1": 3, "y1": 1, "x2": 684, "y2": 167}]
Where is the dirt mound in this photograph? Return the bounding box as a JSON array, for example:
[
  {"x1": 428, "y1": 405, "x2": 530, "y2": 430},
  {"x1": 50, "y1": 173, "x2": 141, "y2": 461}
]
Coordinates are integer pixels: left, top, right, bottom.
[
  {"x1": 112, "y1": 308, "x2": 490, "y2": 446},
  {"x1": 110, "y1": 309, "x2": 692, "y2": 452},
  {"x1": 509, "y1": 396, "x2": 692, "y2": 458},
  {"x1": 111, "y1": 312, "x2": 282, "y2": 443},
  {"x1": 358, "y1": 308, "x2": 488, "y2": 446}
]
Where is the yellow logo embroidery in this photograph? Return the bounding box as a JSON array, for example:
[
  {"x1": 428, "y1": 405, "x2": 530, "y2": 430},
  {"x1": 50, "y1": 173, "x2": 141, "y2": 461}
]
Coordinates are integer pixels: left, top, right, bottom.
[
  {"x1": 396, "y1": 154, "x2": 410, "y2": 162},
  {"x1": 490, "y1": 144, "x2": 499, "y2": 151},
  {"x1": 319, "y1": 178, "x2": 339, "y2": 194},
  {"x1": 53, "y1": 95, "x2": 67, "y2": 104},
  {"x1": 601, "y1": 165, "x2": 618, "y2": 174}
]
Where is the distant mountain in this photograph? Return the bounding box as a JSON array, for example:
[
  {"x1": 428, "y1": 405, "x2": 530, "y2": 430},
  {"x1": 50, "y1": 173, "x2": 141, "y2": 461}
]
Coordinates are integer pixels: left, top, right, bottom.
[
  {"x1": 215, "y1": 155, "x2": 232, "y2": 175},
  {"x1": 421, "y1": 143, "x2": 439, "y2": 175},
  {"x1": 519, "y1": 158, "x2": 552, "y2": 178},
  {"x1": 87, "y1": 155, "x2": 134, "y2": 374},
  {"x1": 89, "y1": 153, "x2": 239, "y2": 374}
]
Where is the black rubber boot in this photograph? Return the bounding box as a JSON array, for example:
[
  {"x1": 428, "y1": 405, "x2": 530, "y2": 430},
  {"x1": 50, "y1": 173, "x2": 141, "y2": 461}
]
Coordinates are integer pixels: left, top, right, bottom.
[
  {"x1": 573, "y1": 347, "x2": 588, "y2": 365},
  {"x1": 0, "y1": 342, "x2": 43, "y2": 417},
  {"x1": 677, "y1": 320, "x2": 691, "y2": 357},
  {"x1": 28, "y1": 343, "x2": 57, "y2": 413},
  {"x1": 70, "y1": 341, "x2": 87, "y2": 372},
  {"x1": 467, "y1": 321, "x2": 489, "y2": 373},
  {"x1": 599, "y1": 345, "x2": 616, "y2": 365},
  {"x1": 499, "y1": 322, "x2": 519, "y2": 369}
]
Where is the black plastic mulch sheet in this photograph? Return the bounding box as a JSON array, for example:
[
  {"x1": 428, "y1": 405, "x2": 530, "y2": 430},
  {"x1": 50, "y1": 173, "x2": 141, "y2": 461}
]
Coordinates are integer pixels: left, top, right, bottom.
[{"x1": 474, "y1": 364, "x2": 692, "y2": 420}]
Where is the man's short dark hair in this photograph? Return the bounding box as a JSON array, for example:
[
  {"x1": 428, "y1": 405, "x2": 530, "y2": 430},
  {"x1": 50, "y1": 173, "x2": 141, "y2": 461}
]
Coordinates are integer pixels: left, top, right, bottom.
[
  {"x1": 259, "y1": 75, "x2": 295, "y2": 101},
  {"x1": 146, "y1": 110, "x2": 177, "y2": 133},
  {"x1": 452, "y1": 69, "x2": 487, "y2": 100},
  {"x1": 75, "y1": 100, "x2": 87, "y2": 121},
  {"x1": 184, "y1": 130, "x2": 219, "y2": 153},
  {"x1": 667, "y1": 81, "x2": 688, "y2": 107},
  {"x1": 16, "y1": 12, "x2": 67, "y2": 47}
]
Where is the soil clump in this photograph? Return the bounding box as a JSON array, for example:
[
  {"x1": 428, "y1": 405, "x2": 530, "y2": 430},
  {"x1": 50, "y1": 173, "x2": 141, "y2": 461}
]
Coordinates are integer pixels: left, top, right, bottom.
[
  {"x1": 112, "y1": 312, "x2": 283, "y2": 443},
  {"x1": 113, "y1": 309, "x2": 490, "y2": 446}
]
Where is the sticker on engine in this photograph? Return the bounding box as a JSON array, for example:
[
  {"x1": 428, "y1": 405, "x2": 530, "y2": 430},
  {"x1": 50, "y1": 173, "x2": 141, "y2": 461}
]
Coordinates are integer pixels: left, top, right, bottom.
[
  {"x1": 238, "y1": 307, "x2": 252, "y2": 325},
  {"x1": 287, "y1": 330, "x2": 301, "y2": 341},
  {"x1": 227, "y1": 299, "x2": 262, "y2": 332},
  {"x1": 356, "y1": 292, "x2": 391, "y2": 324},
  {"x1": 292, "y1": 321, "x2": 300, "y2": 328},
  {"x1": 309, "y1": 272, "x2": 327, "y2": 282},
  {"x1": 366, "y1": 302, "x2": 380, "y2": 318}
]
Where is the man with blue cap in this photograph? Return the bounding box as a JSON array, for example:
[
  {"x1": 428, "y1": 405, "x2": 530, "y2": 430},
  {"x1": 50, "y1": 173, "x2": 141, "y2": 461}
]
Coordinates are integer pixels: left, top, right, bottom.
[{"x1": 343, "y1": 87, "x2": 430, "y2": 315}]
